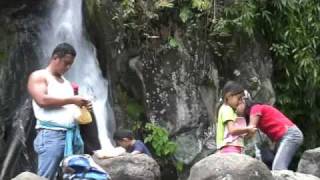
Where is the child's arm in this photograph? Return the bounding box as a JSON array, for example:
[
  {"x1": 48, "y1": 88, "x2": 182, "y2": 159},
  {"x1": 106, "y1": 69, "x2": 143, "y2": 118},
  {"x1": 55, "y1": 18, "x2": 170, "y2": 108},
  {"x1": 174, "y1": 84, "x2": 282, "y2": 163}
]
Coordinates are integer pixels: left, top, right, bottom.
[
  {"x1": 249, "y1": 114, "x2": 260, "y2": 128},
  {"x1": 226, "y1": 120, "x2": 256, "y2": 136}
]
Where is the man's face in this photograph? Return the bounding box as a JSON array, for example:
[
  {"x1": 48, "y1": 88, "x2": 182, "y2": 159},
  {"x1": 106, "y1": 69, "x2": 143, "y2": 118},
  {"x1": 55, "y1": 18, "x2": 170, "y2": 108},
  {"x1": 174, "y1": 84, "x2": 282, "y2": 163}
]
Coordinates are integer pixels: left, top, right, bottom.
[
  {"x1": 54, "y1": 54, "x2": 75, "y2": 75},
  {"x1": 116, "y1": 139, "x2": 131, "y2": 149}
]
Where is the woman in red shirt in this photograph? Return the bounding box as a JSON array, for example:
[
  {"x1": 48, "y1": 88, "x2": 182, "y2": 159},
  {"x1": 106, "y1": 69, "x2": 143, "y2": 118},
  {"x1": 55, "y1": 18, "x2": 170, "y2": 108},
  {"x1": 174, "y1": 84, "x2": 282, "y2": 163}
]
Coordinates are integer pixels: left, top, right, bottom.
[{"x1": 238, "y1": 100, "x2": 303, "y2": 170}]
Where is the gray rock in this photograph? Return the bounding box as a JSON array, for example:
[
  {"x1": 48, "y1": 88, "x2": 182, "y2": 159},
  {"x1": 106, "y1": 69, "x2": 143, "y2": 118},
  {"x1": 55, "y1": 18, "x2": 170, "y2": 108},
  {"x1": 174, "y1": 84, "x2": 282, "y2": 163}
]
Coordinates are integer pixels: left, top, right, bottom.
[
  {"x1": 297, "y1": 147, "x2": 320, "y2": 178},
  {"x1": 188, "y1": 153, "x2": 274, "y2": 180},
  {"x1": 174, "y1": 130, "x2": 203, "y2": 164},
  {"x1": 93, "y1": 154, "x2": 160, "y2": 180},
  {"x1": 12, "y1": 172, "x2": 47, "y2": 180},
  {"x1": 272, "y1": 170, "x2": 320, "y2": 180}
]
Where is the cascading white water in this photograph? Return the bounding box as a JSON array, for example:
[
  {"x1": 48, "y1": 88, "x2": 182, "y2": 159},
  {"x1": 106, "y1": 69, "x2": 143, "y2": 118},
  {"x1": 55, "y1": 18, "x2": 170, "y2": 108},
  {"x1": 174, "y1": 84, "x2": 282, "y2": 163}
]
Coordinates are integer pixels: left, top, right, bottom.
[{"x1": 39, "y1": 0, "x2": 115, "y2": 150}]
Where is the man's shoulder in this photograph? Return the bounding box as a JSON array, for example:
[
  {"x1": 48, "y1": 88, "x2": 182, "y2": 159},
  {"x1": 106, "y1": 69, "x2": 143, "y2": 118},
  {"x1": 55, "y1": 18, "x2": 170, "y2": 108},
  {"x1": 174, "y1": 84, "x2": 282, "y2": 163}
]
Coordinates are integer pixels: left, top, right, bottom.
[
  {"x1": 32, "y1": 69, "x2": 47, "y2": 75},
  {"x1": 134, "y1": 140, "x2": 146, "y2": 146},
  {"x1": 29, "y1": 69, "x2": 48, "y2": 79}
]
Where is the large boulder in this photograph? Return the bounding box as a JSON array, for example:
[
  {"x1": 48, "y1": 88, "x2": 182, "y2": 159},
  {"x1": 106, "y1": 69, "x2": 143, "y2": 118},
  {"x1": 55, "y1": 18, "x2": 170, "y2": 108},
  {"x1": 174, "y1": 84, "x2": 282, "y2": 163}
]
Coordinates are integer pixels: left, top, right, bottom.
[
  {"x1": 297, "y1": 147, "x2": 320, "y2": 178},
  {"x1": 188, "y1": 153, "x2": 274, "y2": 180},
  {"x1": 272, "y1": 170, "x2": 320, "y2": 180},
  {"x1": 93, "y1": 154, "x2": 160, "y2": 180}
]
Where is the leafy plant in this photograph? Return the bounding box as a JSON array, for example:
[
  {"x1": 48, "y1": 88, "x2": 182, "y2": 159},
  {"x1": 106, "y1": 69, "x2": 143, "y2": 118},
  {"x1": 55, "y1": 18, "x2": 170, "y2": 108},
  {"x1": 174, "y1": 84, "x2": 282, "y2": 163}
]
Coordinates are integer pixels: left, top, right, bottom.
[
  {"x1": 168, "y1": 36, "x2": 181, "y2": 48},
  {"x1": 179, "y1": 6, "x2": 192, "y2": 23},
  {"x1": 144, "y1": 123, "x2": 177, "y2": 157},
  {"x1": 174, "y1": 160, "x2": 184, "y2": 172},
  {"x1": 191, "y1": 0, "x2": 211, "y2": 11},
  {"x1": 121, "y1": 0, "x2": 135, "y2": 18},
  {"x1": 156, "y1": 0, "x2": 174, "y2": 9}
]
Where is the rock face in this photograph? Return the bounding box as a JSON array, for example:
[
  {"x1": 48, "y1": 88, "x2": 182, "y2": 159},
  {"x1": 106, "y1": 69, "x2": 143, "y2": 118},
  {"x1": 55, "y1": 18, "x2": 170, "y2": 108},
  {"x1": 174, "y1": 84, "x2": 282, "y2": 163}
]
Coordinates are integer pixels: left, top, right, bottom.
[
  {"x1": 93, "y1": 154, "x2": 161, "y2": 180},
  {"x1": 0, "y1": 1, "x2": 53, "y2": 179},
  {"x1": 297, "y1": 147, "x2": 320, "y2": 178},
  {"x1": 84, "y1": 0, "x2": 275, "y2": 171},
  {"x1": 188, "y1": 153, "x2": 274, "y2": 180},
  {"x1": 272, "y1": 170, "x2": 320, "y2": 180}
]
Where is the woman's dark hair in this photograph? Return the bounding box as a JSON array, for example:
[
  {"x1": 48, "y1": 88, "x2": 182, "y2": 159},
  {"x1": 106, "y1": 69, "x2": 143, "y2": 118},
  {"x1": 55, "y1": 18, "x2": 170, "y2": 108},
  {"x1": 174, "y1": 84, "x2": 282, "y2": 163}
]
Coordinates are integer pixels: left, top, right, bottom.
[
  {"x1": 113, "y1": 129, "x2": 134, "y2": 140},
  {"x1": 52, "y1": 42, "x2": 76, "y2": 58}
]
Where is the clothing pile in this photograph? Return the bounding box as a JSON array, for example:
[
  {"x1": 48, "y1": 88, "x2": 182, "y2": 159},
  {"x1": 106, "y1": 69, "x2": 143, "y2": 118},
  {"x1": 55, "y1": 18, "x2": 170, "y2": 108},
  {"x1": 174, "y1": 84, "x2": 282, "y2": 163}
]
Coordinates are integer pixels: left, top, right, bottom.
[{"x1": 59, "y1": 154, "x2": 110, "y2": 180}]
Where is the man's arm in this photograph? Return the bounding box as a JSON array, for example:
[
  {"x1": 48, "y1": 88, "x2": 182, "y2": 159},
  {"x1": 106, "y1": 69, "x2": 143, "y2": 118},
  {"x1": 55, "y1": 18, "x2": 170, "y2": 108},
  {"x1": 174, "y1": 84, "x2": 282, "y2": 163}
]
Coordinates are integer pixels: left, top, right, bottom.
[
  {"x1": 131, "y1": 150, "x2": 142, "y2": 155},
  {"x1": 27, "y1": 71, "x2": 88, "y2": 107},
  {"x1": 130, "y1": 141, "x2": 144, "y2": 155}
]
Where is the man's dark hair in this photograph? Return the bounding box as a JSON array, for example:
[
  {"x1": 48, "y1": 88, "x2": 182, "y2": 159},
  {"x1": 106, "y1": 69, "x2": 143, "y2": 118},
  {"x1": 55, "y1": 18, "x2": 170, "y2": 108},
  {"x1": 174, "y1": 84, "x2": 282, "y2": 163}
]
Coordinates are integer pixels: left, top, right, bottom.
[
  {"x1": 113, "y1": 129, "x2": 134, "y2": 140},
  {"x1": 51, "y1": 42, "x2": 76, "y2": 58}
]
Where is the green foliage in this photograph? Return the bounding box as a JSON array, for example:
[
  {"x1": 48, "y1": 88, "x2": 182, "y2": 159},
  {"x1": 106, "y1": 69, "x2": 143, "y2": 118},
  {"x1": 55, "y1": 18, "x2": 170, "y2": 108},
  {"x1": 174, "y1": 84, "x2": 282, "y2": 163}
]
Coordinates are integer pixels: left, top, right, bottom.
[
  {"x1": 191, "y1": 0, "x2": 211, "y2": 11},
  {"x1": 121, "y1": 0, "x2": 135, "y2": 18},
  {"x1": 156, "y1": 0, "x2": 174, "y2": 9},
  {"x1": 179, "y1": 6, "x2": 192, "y2": 23},
  {"x1": 144, "y1": 123, "x2": 177, "y2": 157},
  {"x1": 175, "y1": 160, "x2": 184, "y2": 172},
  {"x1": 116, "y1": 0, "x2": 218, "y2": 48},
  {"x1": 168, "y1": 36, "x2": 181, "y2": 48},
  {"x1": 127, "y1": 98, "x2": 144, "y2": 121},
  {"x1": 127, "y1": 98, "x2": 145, "y2": 131}
]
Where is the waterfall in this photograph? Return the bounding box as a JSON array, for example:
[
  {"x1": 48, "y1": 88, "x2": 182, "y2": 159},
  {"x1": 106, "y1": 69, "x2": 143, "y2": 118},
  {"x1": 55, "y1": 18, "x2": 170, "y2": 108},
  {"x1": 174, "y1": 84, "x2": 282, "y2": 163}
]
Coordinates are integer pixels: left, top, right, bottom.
[{"x1": 39, "y1": 0, "x2": 115, "y2": 150}]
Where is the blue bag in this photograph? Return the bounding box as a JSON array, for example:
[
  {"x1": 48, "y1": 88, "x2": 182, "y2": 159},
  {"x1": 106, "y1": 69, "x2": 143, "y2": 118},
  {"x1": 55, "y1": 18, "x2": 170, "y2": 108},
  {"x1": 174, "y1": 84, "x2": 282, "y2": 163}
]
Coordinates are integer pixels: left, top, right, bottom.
[{"x1": 61, "y1": 155, "x2": 110, "y2": 180}]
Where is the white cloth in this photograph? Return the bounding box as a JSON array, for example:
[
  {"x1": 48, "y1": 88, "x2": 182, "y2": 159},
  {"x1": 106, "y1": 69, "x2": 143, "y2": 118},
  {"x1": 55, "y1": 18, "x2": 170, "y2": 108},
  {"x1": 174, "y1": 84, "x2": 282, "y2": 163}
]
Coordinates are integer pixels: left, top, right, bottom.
[{"x1": 32, "y1": 70, "x2": 80, "y2": 130}]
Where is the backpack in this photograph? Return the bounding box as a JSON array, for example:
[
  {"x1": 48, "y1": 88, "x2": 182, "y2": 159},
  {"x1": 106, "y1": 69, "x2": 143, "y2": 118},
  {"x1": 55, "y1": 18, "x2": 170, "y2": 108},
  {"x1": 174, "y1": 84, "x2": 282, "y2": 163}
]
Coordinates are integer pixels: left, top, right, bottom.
[{"x1": 60, "y1": 154, "x2": 111, "y2": 180}]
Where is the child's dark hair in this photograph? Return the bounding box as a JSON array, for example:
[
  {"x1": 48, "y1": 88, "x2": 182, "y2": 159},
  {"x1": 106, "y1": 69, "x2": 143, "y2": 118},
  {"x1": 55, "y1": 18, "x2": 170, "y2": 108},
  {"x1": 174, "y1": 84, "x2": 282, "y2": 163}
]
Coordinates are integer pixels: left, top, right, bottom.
[
  {"x1": 216, "y1": 81, "x2": 244, "y2": 117},
  {"x1": 222, "y1": 81, "x2": 244, "y2": 99},
  {"x1": 113, "y1": 129, "x2": 134, "y2": 140}
]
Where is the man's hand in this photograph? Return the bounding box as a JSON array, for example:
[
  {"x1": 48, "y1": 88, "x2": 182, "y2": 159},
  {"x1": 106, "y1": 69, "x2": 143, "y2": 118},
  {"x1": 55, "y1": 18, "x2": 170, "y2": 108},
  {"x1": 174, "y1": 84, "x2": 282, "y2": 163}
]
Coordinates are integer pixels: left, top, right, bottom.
[
  {"x1": 86, "y1": 101, "x2": 93, "y2": 112},
  {"x1": 72, "y1": 96, "x2": 91, "y2": 107}
]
